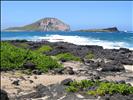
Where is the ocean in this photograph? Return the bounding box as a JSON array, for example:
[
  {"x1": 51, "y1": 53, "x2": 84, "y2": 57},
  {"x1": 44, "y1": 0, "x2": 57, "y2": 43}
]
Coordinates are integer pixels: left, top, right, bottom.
[{"x1": 1, "y1": 31, "x2": 133, "y2": 50}]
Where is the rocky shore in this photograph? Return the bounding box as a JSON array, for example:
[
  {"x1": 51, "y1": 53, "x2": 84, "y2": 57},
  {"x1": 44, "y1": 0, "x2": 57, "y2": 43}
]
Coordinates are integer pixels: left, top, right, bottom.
[{"x1": 1, "y1": 40, "x2": 133, "y2": 100}]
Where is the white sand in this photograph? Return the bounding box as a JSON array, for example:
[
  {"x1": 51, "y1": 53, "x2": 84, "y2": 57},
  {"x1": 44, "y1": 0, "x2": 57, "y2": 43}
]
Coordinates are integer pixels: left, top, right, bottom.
[{"x1": 1, "y1": 72, "x2": 87, "y2": 95}]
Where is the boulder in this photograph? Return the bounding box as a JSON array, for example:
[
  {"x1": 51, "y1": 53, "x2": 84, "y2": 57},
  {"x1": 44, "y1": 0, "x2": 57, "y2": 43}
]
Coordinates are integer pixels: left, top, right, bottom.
[
  {"x1": 0, "y1": 89, "x2": 9, "y2": 100},
  {"x1": 62, "y1": 67, "x2": 75, "y2": 75},
  {"x1": 101, "y1": 61, "x2": 125, "y2": 72},
  {"x1": 12, "y1": 79, "x2": 20, "y2": 86},
  {"x1": 60, "y1": 78, "x2": 73, "y2": 86},
  {"x1": 23, "y1": 62, "x2": 36, "y2": 70},
  {"x1": 32, "y1": 70, "x2": 42, "y2": 75}
]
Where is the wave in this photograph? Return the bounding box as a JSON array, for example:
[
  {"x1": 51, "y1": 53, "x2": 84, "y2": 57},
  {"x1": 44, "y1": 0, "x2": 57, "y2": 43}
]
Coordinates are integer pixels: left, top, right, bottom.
[
  {"x1": 2, "y1": 34, "x2": 133, "y2": 50},
  {"x1": 33, "y1": 34, "x2": 133, "y2": 50}
]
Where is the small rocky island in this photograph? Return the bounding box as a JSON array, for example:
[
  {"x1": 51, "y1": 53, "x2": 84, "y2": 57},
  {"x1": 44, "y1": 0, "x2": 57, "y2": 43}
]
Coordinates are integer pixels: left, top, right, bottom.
[
  {"x1": 77, "y1": 27, "x2": 119, "y2": 32},
  {"x1": 4, "y1": 18, "x2": 70, "y2": 32},
  {"x1": 4, "y1": 17, "x2": 120, "y2": 32},
  {"x1": 1, "y1": 40, "x2": 133, "y2": 100}
]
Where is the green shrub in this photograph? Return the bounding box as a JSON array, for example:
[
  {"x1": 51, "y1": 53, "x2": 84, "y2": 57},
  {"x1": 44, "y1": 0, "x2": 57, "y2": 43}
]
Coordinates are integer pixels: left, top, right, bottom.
[
  {"x1": 85, "y1": 51, "x2": 95, "y2": 59},
  {"x1": 27, "y1": 51, "x2": 61, "y2": 72},
  {"x1": 66, "y1": 86, "x2": 79, "y2": 92},
  {"x1": 56, "y1": 53, "x2": 81, "y2": 61},
  {"x1": 66, "y1": 79, "x2": 133, "y2": 96},
  {"x1": 88, "y1": 82, "x2": 133, "y2": 96},
  {"x1": 66, "y1": 80, "x2": 94, "y2": 92},
  {"x1": 1, "y1": 42, "x2": 61, "y2": 72},
  {"x1": 1, "y1": 42, "x2": 28, "y2": 70},
  {"x1": 16, "y1": 43, "x2": 29, "y2": 49},
  {"x1": 35, "y1": 45, "x2": 52, "y2": 53}
]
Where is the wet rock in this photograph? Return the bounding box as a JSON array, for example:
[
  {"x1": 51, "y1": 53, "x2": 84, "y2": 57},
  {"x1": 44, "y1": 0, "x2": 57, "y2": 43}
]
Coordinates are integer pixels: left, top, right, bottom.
[
  {"x1": 23, "y1": 62, "x2": 36, "y2": 70},
  {"x1": 0, "y1": 89, "x2": 9, "y2": 100},
  {"x1": 60, "y1": 78, "x2": 73, "y2": 86},
  {"x1": 12, "y1": 79, "x2": 20, "y2": 86}
]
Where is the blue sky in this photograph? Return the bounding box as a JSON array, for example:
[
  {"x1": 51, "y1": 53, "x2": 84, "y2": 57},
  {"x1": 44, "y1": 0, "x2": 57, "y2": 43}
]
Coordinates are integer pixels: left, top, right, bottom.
[{"x1": 1, "y1": 1, "x2": 133, "y2": 31}]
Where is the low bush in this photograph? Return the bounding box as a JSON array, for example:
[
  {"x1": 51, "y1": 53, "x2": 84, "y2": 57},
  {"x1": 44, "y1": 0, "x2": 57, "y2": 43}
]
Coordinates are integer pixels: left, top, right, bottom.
[
  {"x1": 66, "y1": 80, "x2": 133, "y2": 96},
  {"x1": 27, "y1": 51, "x2": 61, "y2": 72},
  {"x1": 1, "y1": 42, "x2": 61, "y2": 72},
  {"x1": 66, "y1": 80, "x2": 94, "y2": 92},
  {"x1": 15, "y1": 43, "x2": 29, "y2": 49},
  {"x1": 56, "y1": 53, "x2": 81, "y2": 61},
  {"x1": 1, "y1": 42, "x2": 28, "y2": 70},
  {"x1": 85, "y1": 51, "x2": 95, "y2": 59},
  {"x1": 35, "y1": 45, "x2": 52, "y2": 53}
]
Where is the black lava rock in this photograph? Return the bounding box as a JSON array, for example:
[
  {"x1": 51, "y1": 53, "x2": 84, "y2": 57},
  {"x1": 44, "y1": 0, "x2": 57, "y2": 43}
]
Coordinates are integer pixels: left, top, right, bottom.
[
  {"x1": 60, "y1": 78, "x2": 73, "y2": 86},
  {"x1": 12, "y1": 79, "x2": 20, "y2": 86},
  {"x1": 0, "y1": 89, "x2": 9, "y2": 100},
  {"x1": 32, "y1": 70, "x2": 42, "y2": 75},
  {"x1": 23, "y1": 62, "x2": 36, "y2": 70}
]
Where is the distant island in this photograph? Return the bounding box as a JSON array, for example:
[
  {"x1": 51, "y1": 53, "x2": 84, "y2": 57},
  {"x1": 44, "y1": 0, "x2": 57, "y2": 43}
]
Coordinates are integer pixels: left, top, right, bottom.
[
  {"x1": 4, "y1": 17, "x2": 119, "y2": 32},
  {"x1": 77, "y1": 27, "x2": 119, "y2": 32},
  {"x1": 4, "y1": 17, "x2": 70, "y2": 32}
]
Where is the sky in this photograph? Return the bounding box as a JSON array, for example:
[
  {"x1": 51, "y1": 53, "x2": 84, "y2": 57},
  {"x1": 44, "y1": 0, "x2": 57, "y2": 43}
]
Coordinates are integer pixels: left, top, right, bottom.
[{"x1": 1, "y1": 1, "x2": 133, "y2": 31}]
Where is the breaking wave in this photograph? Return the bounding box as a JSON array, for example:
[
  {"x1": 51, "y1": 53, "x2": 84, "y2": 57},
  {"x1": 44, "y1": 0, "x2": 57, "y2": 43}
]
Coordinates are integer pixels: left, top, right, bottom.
[
  {"x1": 33, "y1": 34, "x2": 133, "y2": 50},
  {"x1": 2, "y1": 34, "x2": 133, "y2": 50}
]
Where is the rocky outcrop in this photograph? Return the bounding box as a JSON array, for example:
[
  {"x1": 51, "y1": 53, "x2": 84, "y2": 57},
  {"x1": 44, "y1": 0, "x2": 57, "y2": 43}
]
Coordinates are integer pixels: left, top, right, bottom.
[
  {"x1": 15, "y1": 80, "x2": 133, "y2": 100},
  {"x1": 4, "y1": 18, "x2": 70, "y2": 32},
  {"x1": 78, "y1": 27, "x2": 119, "y2": 32}
]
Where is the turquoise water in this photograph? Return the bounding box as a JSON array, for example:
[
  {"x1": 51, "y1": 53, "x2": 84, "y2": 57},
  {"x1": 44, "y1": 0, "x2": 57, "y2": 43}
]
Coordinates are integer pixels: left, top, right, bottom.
[{"x1": 1, "y1": 31, "x2": 133, "y2": 49}]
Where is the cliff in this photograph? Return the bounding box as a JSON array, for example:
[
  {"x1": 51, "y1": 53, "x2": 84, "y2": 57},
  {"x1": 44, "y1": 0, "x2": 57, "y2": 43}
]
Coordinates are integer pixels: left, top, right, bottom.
[
  {"x1": 4, "y1": 18, "x2": 70, "y2": 32},
  {"x1": 78, "y1": 27, "x2": 119, "y2": 32}
]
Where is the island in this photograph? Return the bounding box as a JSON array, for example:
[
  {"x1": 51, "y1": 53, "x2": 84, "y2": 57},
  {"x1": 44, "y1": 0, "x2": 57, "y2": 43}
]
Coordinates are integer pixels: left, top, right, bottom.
[
  {"x1": 4, "y1": 17, "x2": 120, "y2": 32},
  {"x1": 77, "y1": 27, "x2": 119, "y2": 32},
  {"x1": 4, "y1": 17, "x2": 70, "y2": 32}
]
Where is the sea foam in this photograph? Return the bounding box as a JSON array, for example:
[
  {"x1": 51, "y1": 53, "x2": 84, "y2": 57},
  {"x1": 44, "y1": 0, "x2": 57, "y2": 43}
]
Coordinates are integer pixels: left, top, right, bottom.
[{"x1": 31, "y1": 34, "x2": 132, "y2": 50}]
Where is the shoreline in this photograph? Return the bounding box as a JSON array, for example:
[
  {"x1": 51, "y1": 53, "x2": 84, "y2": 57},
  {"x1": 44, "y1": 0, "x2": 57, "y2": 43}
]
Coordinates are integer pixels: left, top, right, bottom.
[
  {"x1": 2, "y1": 39, "x2": 133, "y2": 50},
  {"x1": 1, "y1": 40, "x2": 133, "y2": 100}
]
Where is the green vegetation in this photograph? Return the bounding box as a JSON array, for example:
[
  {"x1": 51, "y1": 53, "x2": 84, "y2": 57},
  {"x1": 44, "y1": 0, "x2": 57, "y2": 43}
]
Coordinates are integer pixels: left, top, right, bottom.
[
  {"x1": 56, "y1": 53, "x2": 81, "y2": 61},
  {"x1": 85, "y1": 51, "x2": 95, "y2": 59},
  {"x1": 1, "y1": 42, "x2": 61, "y2": 72},
  {"x1": 66, "y1": 80, "x2": 94, "y2": 92},
  {"x1": 66, "y1": 80, "x2": 133, "y2": 96},
  {"x1": 27, "y1": 51, "x2": 61, "y2": 72},
  {"x1": 1, "y1": 42, "x2": 28, "y2": 70},
  {"x1": 5, "y1": 24, "x2": 39, "y2": 31},
  {"x1": 35, "y1": 45, "x2": 52, "y2": 53},
  {"x1": 15, "y1": 43, "x2": 29, "y2": 49}
]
